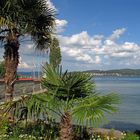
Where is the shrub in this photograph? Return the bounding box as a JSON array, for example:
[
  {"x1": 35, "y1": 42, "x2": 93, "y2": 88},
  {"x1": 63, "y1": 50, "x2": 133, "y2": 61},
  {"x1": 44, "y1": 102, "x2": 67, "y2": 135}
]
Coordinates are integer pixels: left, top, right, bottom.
[{"x1": 122, "y1": 132, "x2": 139, "y2": 140}]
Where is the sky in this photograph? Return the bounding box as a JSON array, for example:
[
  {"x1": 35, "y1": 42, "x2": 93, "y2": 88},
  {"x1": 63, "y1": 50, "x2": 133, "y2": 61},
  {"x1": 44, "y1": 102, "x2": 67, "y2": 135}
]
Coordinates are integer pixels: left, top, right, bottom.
[{"x1": 1, "y1": 0, "x2": 140, "y2": 72}]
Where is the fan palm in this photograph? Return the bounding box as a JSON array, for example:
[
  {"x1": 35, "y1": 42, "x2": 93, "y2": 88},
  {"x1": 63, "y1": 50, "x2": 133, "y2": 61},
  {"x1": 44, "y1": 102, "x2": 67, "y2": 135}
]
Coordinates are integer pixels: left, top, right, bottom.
[
  {"x1": 0, "y1": 65, "x2": 120, "y2": 140},
  {"x1": 0, "y1": 0, "x2": 55, "y2": 101}
]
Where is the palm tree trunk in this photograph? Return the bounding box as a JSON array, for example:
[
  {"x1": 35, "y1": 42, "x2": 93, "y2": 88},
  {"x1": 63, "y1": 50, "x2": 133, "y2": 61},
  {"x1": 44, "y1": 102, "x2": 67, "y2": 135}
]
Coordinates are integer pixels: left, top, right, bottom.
[
  {"x1": 4, "y1": 33, "x2": 19, "y2": 101},
  {"x1": 59, "y1": 111, "x2": 73, "y2": 140}
]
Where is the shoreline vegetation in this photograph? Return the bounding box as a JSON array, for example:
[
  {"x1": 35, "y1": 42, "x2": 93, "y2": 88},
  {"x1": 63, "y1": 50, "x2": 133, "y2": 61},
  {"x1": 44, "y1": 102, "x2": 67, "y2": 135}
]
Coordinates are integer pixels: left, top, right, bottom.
[
  {"x1": 16, "y1": 69, "x2": 140, "y2": 79},
  {"x1": 85, "y1": 69, "x2": 140, "y2": 76}
]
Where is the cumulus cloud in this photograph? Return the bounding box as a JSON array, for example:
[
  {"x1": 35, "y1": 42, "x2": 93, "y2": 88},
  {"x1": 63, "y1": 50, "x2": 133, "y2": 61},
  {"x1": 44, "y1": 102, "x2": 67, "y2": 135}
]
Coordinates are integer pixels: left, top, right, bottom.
[
  {"x1": 60, "y1": 31, "x2": 103, "y2": 46},
  {"x1": 55, "y1": 19, "x2": 68, "y2": 33},
  {"x1": 61, "y1": 47, "x2": 94, "y2": 64},
  {"x1": 56, "y1": 19, "x2": 68, "y2": 28},
  {"x1": 58, "y1": 28, "x2": 140, "y2": 70},
  {"x1": 59, "y1": 31, "x2": 104, "y2": 64},
  {"x1": 108, "y1": 28, "x2": 126, "y2": 41}
]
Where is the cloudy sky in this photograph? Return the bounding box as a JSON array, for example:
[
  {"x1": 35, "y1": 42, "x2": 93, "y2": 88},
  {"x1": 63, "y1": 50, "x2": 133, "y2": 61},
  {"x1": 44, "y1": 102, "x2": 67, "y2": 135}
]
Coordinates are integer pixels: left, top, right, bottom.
[{"x1": 1, "y1": 0, "x2": 140, "y2": 72}]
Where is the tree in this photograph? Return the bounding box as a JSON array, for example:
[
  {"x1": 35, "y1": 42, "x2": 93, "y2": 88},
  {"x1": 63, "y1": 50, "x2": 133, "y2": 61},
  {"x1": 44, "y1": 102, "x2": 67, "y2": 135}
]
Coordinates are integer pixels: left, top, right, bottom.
[
  {"x1": 0, "y1": 61, "x2": 5, "y2": 78},
  {"x1": 0, "y1": 0, "x2": 55, "y2": 101},
  {"x1": 1, "y1": 65, "x2": 120, "y2": 140},
  {"x1": 49, "y1": 37, "x2": 61, "y2": 69}
]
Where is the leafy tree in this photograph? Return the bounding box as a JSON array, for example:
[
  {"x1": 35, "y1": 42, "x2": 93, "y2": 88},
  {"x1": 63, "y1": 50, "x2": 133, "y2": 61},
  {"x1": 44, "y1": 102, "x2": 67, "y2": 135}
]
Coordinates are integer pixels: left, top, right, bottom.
[
  {"x1": 49, "y1": 37, "x2": 61, "y2": 69},
  {"x1": 0, "y1": 61, "x2": 5, "y2": 78},
  {"x1": 1, "y1": 65, "x2": 120, "y2": 140},
  {"x1": 0, "y1": 0, "x2": 55, "y2": 101}
]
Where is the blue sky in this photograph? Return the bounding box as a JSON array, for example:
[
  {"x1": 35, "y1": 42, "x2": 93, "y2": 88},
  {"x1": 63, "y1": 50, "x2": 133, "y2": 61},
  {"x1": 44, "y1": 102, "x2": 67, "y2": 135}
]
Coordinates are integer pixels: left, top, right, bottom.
[
  {"x1": 1, "y1": 0, "x2": 140, "y2": 72},
  {"x1": 53, "y1": 0, "x2": 140, "y2": 43},
  {"x1": 51, "y1": 0, "x2": 140, "y2": 71}
]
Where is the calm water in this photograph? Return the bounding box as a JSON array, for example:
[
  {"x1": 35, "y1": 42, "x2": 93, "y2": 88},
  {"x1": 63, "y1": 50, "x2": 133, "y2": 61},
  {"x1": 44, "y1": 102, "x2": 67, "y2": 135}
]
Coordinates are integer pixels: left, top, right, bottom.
[{"x1": 94, "y1": 76, "x2": 140, "y2": 131}]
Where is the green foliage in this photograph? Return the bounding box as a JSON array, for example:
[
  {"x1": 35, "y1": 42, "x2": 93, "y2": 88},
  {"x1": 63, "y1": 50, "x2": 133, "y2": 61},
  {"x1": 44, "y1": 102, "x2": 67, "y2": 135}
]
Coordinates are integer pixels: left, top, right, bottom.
[
  {"x1": 72, "y1": 93, "x2": 119, "y2": 127},
  {"x1": 0, "y1": 0, "x2": 55, "y2": 49},
  {"x1": 122, "y1": 132, "x2": 139, "y2": 140},
  {"x1": 0, "y1": 61, "x2": 5, "y2": 78},
  {"x1": 0, "y1": 120, "x2": 59, "y2": 140},
  {"x1": 0, "y1": 119, "x2": 9, "y2": 135},
  {"x1": 42, "y1": 64, "x2": 94, "y2": 100},
  {"x1": 49, "y1": 37, "x2": 61, "y2": 69}
]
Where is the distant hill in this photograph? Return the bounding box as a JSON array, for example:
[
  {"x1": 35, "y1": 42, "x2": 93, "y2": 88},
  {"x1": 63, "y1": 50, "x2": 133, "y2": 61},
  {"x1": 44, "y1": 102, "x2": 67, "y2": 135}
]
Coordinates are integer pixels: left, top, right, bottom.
[
  {"x1": 18, "y1": 69, "x2": 140, "y2": 77},
  {"x1": 84, "y1": 69, "x2": 140, "y2": 76}
]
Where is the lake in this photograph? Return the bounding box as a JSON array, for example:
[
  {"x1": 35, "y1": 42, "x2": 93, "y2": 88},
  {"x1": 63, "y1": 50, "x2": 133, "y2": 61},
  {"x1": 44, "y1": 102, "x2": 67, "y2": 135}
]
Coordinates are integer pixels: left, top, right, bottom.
[{"x1": 94, "y1": 76, "x2": 140, "y2": 131}]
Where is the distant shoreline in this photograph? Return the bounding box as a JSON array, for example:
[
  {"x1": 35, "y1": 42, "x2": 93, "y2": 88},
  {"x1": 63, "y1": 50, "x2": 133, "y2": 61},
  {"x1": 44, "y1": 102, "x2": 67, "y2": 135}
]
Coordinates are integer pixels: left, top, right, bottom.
[
  {"x1": 17, "y1": 69, "x2": 140, "y2": 77},
  {"x1": 84, "y1": 69, "x2": 140, "y2": 76}
]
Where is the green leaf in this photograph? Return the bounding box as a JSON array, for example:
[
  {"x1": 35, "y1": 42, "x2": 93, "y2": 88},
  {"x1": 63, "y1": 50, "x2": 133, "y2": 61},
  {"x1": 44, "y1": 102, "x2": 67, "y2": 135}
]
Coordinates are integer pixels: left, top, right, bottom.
[{"x1": 72, "y1": 93, "x2": 120, "y2": 127}]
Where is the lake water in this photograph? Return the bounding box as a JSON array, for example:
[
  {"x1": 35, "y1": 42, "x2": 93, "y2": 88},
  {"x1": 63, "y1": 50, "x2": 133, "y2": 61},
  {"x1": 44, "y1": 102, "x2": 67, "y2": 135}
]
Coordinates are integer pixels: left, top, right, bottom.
[{"x1": 94, "y1": 76, "x2": 140, "y2": 131}]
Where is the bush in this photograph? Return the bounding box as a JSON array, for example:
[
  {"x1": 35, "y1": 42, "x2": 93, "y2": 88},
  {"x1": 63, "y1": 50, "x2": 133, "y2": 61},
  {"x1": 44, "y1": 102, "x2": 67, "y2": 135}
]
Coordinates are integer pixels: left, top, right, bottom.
[{"x1": 122, "y1": 132, "x2": 139, "y2": 140}]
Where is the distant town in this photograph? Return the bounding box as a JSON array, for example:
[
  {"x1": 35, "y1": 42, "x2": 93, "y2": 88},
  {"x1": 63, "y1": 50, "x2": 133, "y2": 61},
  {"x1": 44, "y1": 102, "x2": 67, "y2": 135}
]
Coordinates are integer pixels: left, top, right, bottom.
[{"x1": 84, "y1": 69, "x2": 140, "y2": 76}]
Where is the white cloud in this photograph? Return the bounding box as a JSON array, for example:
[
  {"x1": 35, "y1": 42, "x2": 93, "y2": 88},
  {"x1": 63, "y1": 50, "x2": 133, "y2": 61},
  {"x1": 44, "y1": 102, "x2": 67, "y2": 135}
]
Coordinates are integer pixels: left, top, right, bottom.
[
  {"x1": 56, "y1": 19, "x2": 68, "y2": 28},
  {"x1": 61, "y1": 47, "x2": 94, "y2": 64},
  {"x1": 58, "y1": 28, "x2": 140, "y2": 70},
  {"x1": 45, "y1": 0, "x2": 56, "y2": 10},
  {"x1": 59, "y1": 31, "x2": 103, "y2": 46},
  {"x1": 111, "y1": 52, "x2": 131, "y2": 58},
  {"x1": 59, "y1": 31, "x2": 103, "y2": 64},
  {"x1": 108, "y1": 28, "x2": 126, "y2": 41},
  {"x1": 55, "y1": 19, "x2": 68, "y2": 33},
  {"x1": 122, "y1": 42, "x2": 139, "y2": 51},
  {"x1": 18, "y1": 61, "x2": 31, "y2": 69},
  {"x1": 18, "y1": 57, "x2": 31, "y2": 69},
  {"x1": 95, "y1": 56, "x2": 101, "y2": 64}
]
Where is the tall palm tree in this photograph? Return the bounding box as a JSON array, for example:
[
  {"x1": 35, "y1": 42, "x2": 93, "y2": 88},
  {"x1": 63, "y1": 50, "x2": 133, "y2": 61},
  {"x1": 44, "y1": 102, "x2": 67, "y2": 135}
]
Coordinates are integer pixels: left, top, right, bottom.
[
  {"x1": 0, "y1": 0, "x2": 55, "y2": 101},
  {"x1": 0, "y1": 65, "x2": 120, "y2": 140}
]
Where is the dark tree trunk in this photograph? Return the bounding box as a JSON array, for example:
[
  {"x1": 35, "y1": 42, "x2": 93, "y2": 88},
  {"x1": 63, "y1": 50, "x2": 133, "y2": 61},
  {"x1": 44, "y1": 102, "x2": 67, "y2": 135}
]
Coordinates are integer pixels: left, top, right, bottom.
[
  {"x1": 59, "y1": 111, "x2": 73, "y2": 140},
  {"x1": 4, "y1": 33, "x2": 19, "y2": 101}
]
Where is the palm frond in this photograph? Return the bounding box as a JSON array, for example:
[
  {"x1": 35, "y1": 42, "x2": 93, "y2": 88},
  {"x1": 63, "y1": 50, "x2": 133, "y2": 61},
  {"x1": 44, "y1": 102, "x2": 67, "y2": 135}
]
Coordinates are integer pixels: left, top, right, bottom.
[
  {"x1": 0, "y1": 16, "x2": 14, "y2": 28},
  {"x1": 42, "y1": 64, "x2": 63, "y2": 89},
  {"x1": 0, "y1": 0, "x2": 56, "y2": 50},
  {"x1": 42, "y1": 65, "x2": 95, "y2": 100},
  {"x1": 19, "y1": 0, "x2": 56, "y2": 50},
  {"x1": 62, "y1": 72, "x2": 95, "y2": 98},
  {"x1": 72, "y1": 93, "x2": 120, "y2": 127},
  {"x1": 0, "y1": 92, "x2": 63, "y2": 122}
]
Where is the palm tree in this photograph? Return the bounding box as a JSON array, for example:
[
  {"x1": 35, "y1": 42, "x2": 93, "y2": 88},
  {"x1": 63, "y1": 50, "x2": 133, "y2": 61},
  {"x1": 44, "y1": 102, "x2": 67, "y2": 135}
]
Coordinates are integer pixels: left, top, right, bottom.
[
  {"x1": 0, "y1": 65, "x2": 120, "y2": 140},
  {"x1": 0, "y1": 0, "x2": 55, "y2": 101}
]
